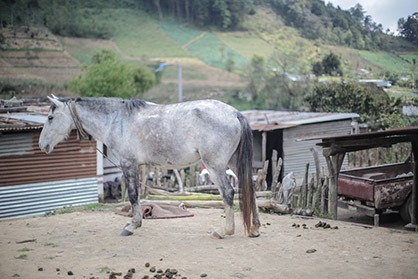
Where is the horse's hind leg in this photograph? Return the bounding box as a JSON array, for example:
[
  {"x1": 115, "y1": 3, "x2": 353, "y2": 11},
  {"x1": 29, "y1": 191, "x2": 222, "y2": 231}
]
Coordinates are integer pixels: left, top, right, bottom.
[
  {"x1": 120, "y1": 161, "x2": 142, "y2": 236},
  {"x1": 206, "y1": 167, "x2": 235, "y2": 239}
]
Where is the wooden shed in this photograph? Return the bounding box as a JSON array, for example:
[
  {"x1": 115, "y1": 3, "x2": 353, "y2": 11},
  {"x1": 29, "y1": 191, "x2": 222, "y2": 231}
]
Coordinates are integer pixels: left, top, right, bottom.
[
  {"x1": 0, "y1": 111, "x2": 101, "y2": 219},
  {"x1": 241, "y1": 110, "x2": 358, "y2": 184}
]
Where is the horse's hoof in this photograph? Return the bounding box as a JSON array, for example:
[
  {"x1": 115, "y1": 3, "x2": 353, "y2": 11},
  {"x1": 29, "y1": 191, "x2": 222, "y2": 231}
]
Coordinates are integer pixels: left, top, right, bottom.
[
  {"x1": 248, "y1": 225, "x2": 260, "y2": 238},
  {"x1": 211, "y1": 229, "x2": 224, "y2": 239},
  {"x1": 120, "y1": 229, "x2": 133, "y2": 236},
  {"x1": 248, "y1": 231, "x2": 260, "y2": 238}
]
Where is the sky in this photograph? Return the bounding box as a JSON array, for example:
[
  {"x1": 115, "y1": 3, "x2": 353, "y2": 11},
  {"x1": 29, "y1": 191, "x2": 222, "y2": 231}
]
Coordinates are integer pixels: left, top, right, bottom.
[{"x1": 327, "y1": 0, "x2": 418, "y2": 34}]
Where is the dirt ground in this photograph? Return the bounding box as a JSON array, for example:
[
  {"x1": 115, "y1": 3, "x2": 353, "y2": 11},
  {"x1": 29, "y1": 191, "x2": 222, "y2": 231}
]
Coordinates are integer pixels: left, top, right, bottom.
[{"x1": 1, "y1": 206, "x2": 417, "y2": 279}]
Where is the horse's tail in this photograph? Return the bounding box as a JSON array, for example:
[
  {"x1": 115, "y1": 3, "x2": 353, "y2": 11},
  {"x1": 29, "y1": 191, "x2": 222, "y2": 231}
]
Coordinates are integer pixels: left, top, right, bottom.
[{"x1": 235, "y1": 112, "x2": 257, "y2": 234}]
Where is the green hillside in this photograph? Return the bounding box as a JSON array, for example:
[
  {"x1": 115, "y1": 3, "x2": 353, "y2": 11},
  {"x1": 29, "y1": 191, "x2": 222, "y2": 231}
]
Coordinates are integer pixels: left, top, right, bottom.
[{"x1": 0, "y1": 0, "x2": 417, "y2": 105}]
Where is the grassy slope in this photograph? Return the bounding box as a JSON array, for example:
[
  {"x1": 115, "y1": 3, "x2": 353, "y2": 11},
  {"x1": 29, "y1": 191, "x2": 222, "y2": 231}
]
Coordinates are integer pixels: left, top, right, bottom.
[{"x1": 2, "y1": 5, "x2": 417, "y2": 102}]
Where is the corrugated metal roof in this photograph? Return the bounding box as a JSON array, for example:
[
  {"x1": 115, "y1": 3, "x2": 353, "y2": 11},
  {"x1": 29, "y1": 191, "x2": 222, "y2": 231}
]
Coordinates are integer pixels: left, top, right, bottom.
[
  {"x1": 0, "y1": 113, "x2": 46, "y2": 131},
  {"x1": 241, "y1": 110, "x2": 359, "y2": 131}
]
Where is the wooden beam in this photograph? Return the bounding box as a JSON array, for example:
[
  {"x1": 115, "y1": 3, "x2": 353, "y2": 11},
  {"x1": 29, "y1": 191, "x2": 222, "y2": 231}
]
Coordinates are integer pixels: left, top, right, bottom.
[
  {"x1": 262, "y1": 131, "x2": 267, "y2": 163},
  {"x1": 406, "y1": 141, "x2": 418, "y2": 230},
  {"x1": 321, "y1": 136, "x2": 418, "y2": 156},
  {"x1": 325, "y1": 152, "x2": 346, "y2": 220}
]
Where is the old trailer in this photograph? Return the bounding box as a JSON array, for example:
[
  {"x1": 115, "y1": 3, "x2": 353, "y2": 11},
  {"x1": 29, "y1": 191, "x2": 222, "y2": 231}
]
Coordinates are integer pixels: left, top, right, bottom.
[{"x1": 338, "y1": 162, "x2": 413, "y2": 226}]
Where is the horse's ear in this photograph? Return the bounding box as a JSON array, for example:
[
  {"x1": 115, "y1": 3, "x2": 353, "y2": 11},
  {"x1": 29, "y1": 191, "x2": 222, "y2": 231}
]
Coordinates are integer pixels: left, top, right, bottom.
[
  {"x1": 47, "y1": 96, "x2": 64, "y2": 108},
  {"x1": 51, "y1": 94, "x2": 59, "y2": 99}
]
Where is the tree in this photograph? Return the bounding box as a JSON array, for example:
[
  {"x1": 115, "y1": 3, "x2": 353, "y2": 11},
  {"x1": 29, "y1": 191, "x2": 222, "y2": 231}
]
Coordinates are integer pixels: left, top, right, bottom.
[
  {"x1": 305, "y1": 80, "x2": 406, "y2": 130},
  {"x1": 312, "y1": 52, "x2": 342, "y2": 76},
  {"x1": 246, "y1": 55, "x2": 266, "y2": 102},
  {"x1": 398, "y1": 13, "x2": 418, "y2": 44},
  {"x1": 322, "y1": 52, "x2": 342, "y2": 75},
  {"x1": 69, "y1": 49, "x2": 155, "y2": 98}
]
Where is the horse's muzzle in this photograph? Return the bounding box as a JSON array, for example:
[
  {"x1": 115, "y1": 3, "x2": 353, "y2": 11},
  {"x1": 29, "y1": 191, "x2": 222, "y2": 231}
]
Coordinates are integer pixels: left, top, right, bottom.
[{"x1": 40, "y1": 144, "x2": 51, "y2": 153}]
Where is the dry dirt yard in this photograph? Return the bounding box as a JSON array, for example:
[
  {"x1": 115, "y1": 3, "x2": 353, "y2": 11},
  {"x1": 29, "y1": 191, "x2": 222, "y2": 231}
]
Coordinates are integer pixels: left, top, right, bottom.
[{"x1": 1, "y1": 206, "x2": 417, "y2": 279}]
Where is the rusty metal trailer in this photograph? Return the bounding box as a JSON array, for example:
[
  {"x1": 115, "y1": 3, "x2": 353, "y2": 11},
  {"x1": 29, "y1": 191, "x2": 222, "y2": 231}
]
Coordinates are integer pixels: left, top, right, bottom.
[{"x1": 338, "y1": 162, "x2": 413, "y2": 225}]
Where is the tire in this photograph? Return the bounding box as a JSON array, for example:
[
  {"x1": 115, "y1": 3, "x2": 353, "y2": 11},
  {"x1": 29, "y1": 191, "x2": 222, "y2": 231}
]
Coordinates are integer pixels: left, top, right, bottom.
[{"x1": 400, "y1": 194, "x2": 412, "y2": 223}]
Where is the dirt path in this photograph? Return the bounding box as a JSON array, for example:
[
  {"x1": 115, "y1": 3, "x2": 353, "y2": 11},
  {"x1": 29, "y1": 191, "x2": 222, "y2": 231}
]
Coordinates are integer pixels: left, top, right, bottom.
[{"x1": 1, "y1": 207, "x2": 417, "y2": 279}]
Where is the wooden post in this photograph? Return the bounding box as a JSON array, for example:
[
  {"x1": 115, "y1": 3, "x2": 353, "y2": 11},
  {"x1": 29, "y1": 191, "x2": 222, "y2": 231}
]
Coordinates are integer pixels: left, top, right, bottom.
[
  {"x1": 302, "y1": 163, "x2": 309, "y2": 208},
  {"x1": 406, "y1": 141, "x2": 418, "y2": 230},
  {"x1": 321, "y1": 176, "x2": 328, "y2": 215},
  {"x1": 255, "y1": 160, "x2": 269, "y2": 191},
  {"x1": 174, "y1": 169, "x2": 184, "y2": 193},
  {"x1": 311, "y1": 147, "x2": 322, "y2": 209},
  {"x1": 189, "y1": 165, "x2": 196, "y2": 187},
  {"x1": 308, "y1": 177, "x2": 314, "y2": 208},
  {"x1": 324, "y1": 151, "x2": 345, "y2": 220},
  {"x1": 262, "y1": 131, "x2": 267, "y2": 163},
  {"x1": 271, "y1": 150, "x2": 283, "y2": 200}
]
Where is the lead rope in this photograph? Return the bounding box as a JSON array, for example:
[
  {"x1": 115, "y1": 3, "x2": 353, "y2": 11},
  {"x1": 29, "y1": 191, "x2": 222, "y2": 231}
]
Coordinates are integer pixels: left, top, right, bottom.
[{"x1": 69, "y1": 101, "x2": 89, "y2": 139}]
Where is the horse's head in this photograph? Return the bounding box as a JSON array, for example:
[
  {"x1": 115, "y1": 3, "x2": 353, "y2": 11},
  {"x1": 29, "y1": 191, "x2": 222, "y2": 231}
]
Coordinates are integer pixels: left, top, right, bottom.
[{"x1": 39, "y1": 95, "x2": 75, "y2": 153}]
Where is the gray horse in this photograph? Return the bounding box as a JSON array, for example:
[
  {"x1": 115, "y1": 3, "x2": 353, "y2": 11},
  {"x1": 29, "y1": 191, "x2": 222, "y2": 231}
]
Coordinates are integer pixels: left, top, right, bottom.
[{"x1": 39, "y1": 96, "x2": 260, "y2": 238}]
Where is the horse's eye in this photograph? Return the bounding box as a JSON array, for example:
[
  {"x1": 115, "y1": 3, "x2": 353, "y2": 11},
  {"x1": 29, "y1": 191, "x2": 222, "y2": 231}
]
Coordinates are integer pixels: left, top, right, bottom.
[{"x1": 48, "y1": 115, "x2": 53, "y2": 121}]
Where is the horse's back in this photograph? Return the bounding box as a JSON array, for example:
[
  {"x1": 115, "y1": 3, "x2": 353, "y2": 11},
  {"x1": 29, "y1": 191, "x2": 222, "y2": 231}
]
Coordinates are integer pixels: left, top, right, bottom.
[{"x1": 130, "y1": 100, "x2": 242, "y2": 167}]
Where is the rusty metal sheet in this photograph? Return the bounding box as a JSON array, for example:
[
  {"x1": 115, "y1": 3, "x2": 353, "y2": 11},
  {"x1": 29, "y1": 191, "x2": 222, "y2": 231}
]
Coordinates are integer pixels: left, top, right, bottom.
[
  {"x1": 0, "y1": 131, "x2": 97, "y2": 187},
  {"x1": 375, "y1": 179, "x2": 413, "y2": 209},
  {"x1": 338, "y1": 175, "x2": 374, "y2": 201}
]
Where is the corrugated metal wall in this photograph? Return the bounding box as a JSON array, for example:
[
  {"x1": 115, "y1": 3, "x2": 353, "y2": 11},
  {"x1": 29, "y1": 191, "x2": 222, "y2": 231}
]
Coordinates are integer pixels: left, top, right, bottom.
[
  {"x1": 283, "y1": 120, "x2": 351, "y2": 175},
  {"x1": 0, "y1": 130, "x2": 99, "y2": 219},
  {"x1": 0, "y1": 177, "x2": 98, "y2": 219},
  {"x1": 0, "y1": 131, "x2": 97, "y2": 186}
]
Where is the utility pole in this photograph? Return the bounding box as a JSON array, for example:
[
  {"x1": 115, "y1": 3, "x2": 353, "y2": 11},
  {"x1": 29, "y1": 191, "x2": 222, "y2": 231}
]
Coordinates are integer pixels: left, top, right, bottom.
[{"x1": 178, "y1": 63, "x2": 183, "y2": 102}]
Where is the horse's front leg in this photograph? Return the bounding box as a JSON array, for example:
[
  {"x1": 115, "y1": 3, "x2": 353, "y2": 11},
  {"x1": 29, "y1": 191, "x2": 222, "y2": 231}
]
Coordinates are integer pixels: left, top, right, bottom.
[{"x1": 120, "y1": 161, "x2": 142, "y2": 236}]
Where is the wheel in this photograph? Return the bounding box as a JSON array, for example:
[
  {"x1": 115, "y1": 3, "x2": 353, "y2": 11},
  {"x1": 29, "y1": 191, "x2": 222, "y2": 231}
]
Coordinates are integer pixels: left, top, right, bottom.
[{"x1": 400, "y1": 195, "x2": 412, "y2": 223}]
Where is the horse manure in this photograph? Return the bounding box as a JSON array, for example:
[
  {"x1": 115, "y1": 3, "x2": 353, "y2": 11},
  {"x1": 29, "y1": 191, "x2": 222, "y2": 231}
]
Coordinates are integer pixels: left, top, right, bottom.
[
  {"x1": 56, "y1": 268, "x2": 60, "y2": 272},
  {"x1": 306, "y1": 249, "x2": 317, "y2": 254},
  {"x1": 332, "y1": 226, "x2": 339, "y2": 230},
  {"x1": 292, "y1": 223, "x2": 296, "y2": 227},
  {"x1": 302, "y1": 224, "x2": 306, "y2": 227},
  {"x1": 153, "y1": 275, "x2": 162, "y2": 279},
  {"x1": 324, "y1": 224, "x2": 331, "y2": 229},
  {"x1": 124, "y1": 271, "x2": 133, "y2": 279},
  {"x1": 200, "y1": 273, "x2": 208, "y2": 277},
  {"x1": 141, "y1": 276, "x2": 149, "y2": 279},
  {"x1": 145, "y1": 263, "x2": 150, "y2": 268},
  {"x1": 150, "y1": 266, "x2": 156, "y2": 272},
  {"x1": 157, "y1": 269, "x2": 163, "y2": 273},
  {"x1": 170, "y1": 269, "x2": 178, "y2": 274},
  {"x1": 38, "y1": 267, "x2": 43, "y2": 271},
  {"x1": 67, "y1": 270, "x2": 74, "y2": 275},
  {"x1": 111, "y1": 272, "x2": 122, "y2": 276}
]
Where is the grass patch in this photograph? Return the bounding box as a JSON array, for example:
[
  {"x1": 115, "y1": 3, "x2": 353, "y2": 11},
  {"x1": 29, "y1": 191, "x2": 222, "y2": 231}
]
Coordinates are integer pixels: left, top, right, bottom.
[
  {"x1": 83, "y1": 203, "x2": 114, "y2": 211},
  {"x1": 99, "y1": 266, "x2": 112, "y2": 273},
  {"x1": 215, "y1": 32, "x2": 276, "y2": 60},
  {"x1": 45, "y1": 256, "x2": 55, "y2": 260},
  {"x1": 18, "y1": 248, "x2": 33, "y2": 252},
  {"x1": 56, "y1": 203, "x2": 115, "y2": 215},
  {"x1": 357, "y1": 51, "x2": 413, "y2": 74},
  {"x1": 15, "y1": 254, "x2": 27, "y2": 259},
  {"x1": 44, "y1": 242, "x2": 58, "y2": 248},
  {"x1": 95, "y1": 9, "x2": 191, "y2": 59},
  {"x1": 186, "y1": 31, "x2": 249, "y2": 70}
]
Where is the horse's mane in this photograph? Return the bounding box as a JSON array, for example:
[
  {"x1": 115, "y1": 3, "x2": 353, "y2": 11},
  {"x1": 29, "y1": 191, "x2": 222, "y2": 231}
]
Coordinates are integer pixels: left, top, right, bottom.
[{"x1": 72, "y1": 97, "x2": 149, "y2": 113}]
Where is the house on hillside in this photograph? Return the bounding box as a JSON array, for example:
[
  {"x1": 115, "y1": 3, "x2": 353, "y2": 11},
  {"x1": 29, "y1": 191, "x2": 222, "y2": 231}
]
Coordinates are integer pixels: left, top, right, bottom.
[
  {"x1": 241, "y1": 110, "x2": 359, "y2": 185},
  {"x1": 0, "y1": 105, "x2": 121, "y2": 219}
]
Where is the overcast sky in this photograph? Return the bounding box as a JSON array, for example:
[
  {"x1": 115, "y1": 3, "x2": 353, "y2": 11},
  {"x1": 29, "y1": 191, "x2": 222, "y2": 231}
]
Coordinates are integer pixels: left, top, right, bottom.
[{"x1": 327, "y1": 0, "x2": 418, "y2": 33}]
